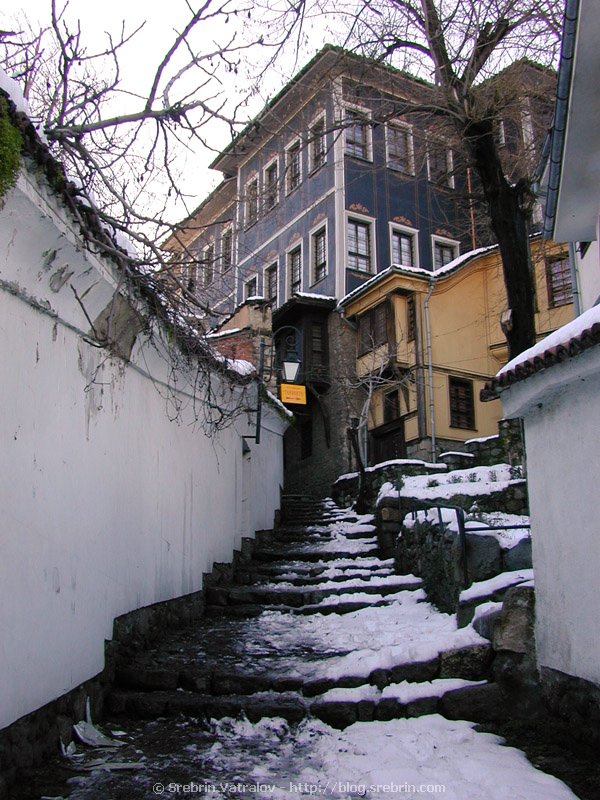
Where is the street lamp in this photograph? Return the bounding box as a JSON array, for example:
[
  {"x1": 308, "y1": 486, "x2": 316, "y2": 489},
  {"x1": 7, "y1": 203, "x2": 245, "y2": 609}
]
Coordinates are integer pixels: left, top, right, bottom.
[{"x1": 243, "y1": 324, "x2": 304, "y2": 445}]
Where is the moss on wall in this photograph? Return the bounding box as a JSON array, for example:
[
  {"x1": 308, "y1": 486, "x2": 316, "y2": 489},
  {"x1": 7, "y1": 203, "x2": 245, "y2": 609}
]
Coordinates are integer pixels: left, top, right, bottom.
[{"x1": 0, "y1": 96, "x2": 23, "y2": 199}]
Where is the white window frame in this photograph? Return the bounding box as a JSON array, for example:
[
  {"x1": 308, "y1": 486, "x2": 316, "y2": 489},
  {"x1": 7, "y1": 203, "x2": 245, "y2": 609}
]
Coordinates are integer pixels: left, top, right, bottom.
[
  {"x1": 344, "y1": 104, "x2": 373, "y2": 162},
  {"x1": 244, "y1": 174, "x2": 259, "y2": 227},
  {"x1": 309, "y1": 112, "x2": 327, "y2": 173},
  {"x1": 285, "y1": 138, "x2": 303, "y2": 195},
  {"x1": 220, "y1": 225, "x2": 233, "y2": 273},
  {"x1": 200, "y1": 241, "x2": 215, "y2": 288},
  {"x1": 286, "y1": 241, "x2": 303, "y2": 298},
  {"x1": 385, "y1": 121, "x2": 414, "y2": 174},
  {"x1": 427, "y1": 140, "x2": 455, "y2": 189},
  {"x1": 389, "y1": 222, "x2": 419, "y2": 269},
  {"x1": 431, "y1": 234, "x2": 460, "y2": 271},
  {"x1": 264, "y1": 261, "x2": 279, "y2": 306},
  {"x1": 244, "y1": 273, "x2": 259, "y2": 300},
  {"x1": 346, "y1": 211, "x2": 376, "y2": 274},
  {"x1": 310, "y1": 220, "x2": 328, "y2": 285},
  {"x1": 263, "y1": 157, "x2": 279, "y2": 212}
]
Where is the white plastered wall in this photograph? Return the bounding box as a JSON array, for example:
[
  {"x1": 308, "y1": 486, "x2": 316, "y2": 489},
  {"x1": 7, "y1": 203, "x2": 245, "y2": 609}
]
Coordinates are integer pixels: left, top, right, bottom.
[
  {"x1": 501, "y1": 347, "x2": 600, "y2": 685},
  {"x1": 0, "y1": 171, "x2": 286, "y2": 729}
]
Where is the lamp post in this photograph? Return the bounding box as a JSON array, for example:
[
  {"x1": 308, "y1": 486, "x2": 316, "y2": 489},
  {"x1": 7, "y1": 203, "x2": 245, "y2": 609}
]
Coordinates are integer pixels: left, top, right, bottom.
[{"x1": 244, "y1": 324, "x2": 304, "y2": 445}]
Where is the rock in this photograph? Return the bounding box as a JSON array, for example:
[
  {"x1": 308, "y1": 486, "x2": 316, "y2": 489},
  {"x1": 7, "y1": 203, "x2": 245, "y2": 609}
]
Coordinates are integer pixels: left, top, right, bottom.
[
  {"x1": 472, "y1": 607, "x2": 503, "y2": 641},
  {"x1": 439, "y1": 644, "x2": 492, "y2": 680},
  {"x1": 311, "y1": 700, "x2": 357, "y2": 729},
  {"x1": 466, "y1": 534, "x2": 502, "y2": 582},
  {"x1": 502, "y1": 538, "x2": 532, "y2": 571},
  {"x1": 117, "y1": 666, "x2": 179, "y2": 691},
  {"x1": 389, "y1": 658, "x2": 439, "y2": 684},
  {"x1": 493, "y1": 585, "x2": 535, "y2": 654},
  {"x1": 440, "y1": 683, "x2": 507, "y2": 722}
]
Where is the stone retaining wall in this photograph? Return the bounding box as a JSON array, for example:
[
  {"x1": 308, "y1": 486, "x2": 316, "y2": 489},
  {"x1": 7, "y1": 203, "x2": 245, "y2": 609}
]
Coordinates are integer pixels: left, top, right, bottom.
[{"x1": 331, "y1": 460, "x2": 446, "y2": 510}]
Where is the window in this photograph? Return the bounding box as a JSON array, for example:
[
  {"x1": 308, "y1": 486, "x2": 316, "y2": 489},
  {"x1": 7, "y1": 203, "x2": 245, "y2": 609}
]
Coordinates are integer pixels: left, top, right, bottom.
[
  {"x1": 221, "y1": 228, "x2": 232, "y2": 272},
  {"x1": 406, "y1": 294, "x2": 416, "y2": 342},
  {"x1": 312, "y1": 227, "x2": 327, "y2": 284},
  {"x1": 288, "y1": 246, "x2": 302, "y2": 295},
  {"x1": 347, "y1": 218, "x2": 372, "y2": 273},
  {"x1": 383, "y1": 391, "x2": 400, "y2": 423},
  {"x1": 387, "y1": 123, "x2": 413, "y2": 173},
  {"x1": 433, "y1": 238, "x2": 458, "y2": 270},
  {"x1": 311, "y1": 321, "x2": 326, "y2": 367},
  {"x1": 392, "y1": 230, "x2": 415, "y2": 267},
  {"x1": 185, "y1": 262, "x2": 199, "y2": 294},
  {"x1": 358, "y1": 302, "x2": 390, "y2": 355},
  {"x1": 310, "y1": 116, "x2": 326, "y2": 171},
  {"x1": 286, "y1": 140, "x2": 302, "y2": 193},
  {"x1": 265, "y1": 263, "x2": 278, "y2": 304},
  {"x1": 244, "y1": 276, "x2": 258, "y2": 300},
  {"x1": 427, "y1": 141, "x2": 454, "y2": 188},
  {"x1": 449, "y1": 377, "x2": 475, "y2": 430},
  {"x1": 546, "y1": 255, "x2": 573, "y2": 308},
  {"x1": 246, "y1": 177, "x2": 259, "y2": 226},
  {"x1": 200, "y1": 244, "x2": 214, "y2": 288},
  {"x1": 264, "y1": 161, "x2": 278, "y2": 211},
  {"x1": 345, "y1": 109, "x2": 370, "y2": 160}
]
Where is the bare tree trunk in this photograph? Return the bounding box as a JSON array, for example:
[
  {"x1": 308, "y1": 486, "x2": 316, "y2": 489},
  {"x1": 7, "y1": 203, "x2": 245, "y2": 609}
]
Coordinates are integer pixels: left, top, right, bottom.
[{"x1": 463, "y1": 119, "x2": 537, "y2": 359}]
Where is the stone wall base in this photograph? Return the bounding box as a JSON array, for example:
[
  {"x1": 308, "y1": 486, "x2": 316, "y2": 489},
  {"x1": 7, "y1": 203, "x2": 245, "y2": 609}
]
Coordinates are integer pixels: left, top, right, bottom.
[
  {"x1": 0, "y1": 533, "x2": 267, "y2": 798},
  {"x1": 540, "y1": 666, "x2": 600, "y2": 748}
]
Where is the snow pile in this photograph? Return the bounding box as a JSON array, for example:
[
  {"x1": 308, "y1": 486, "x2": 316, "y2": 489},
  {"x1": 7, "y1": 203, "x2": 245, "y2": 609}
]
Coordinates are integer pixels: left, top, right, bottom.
[
  {"x1": 403, "y1": 509, "x2": 530, "y2": 550},
  {"x1": 378, "y1": 463, "x2": 522, "y2": 504},
  {"x1": 199, "y1": 715, "x2": 578, "y2": 800}
]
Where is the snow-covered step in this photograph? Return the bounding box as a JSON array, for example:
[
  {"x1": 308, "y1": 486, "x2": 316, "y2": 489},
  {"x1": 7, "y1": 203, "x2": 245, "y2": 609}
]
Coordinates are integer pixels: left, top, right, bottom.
[
  {"x1": 457, "y1": 569, "x2": 534, "y2": 626},
  {"x1": 310, "y1": 678, "x2": 491, "y2": 729}
]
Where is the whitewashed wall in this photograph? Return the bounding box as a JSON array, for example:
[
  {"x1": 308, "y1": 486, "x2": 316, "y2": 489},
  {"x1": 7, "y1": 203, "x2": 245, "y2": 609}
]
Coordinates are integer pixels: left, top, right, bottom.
[
  {"x1": 0, "y1": 170, "x2": 286, "y2": 730},
  {"x1": 501, "y1": 346, "x2": 600, "y2": 686}
]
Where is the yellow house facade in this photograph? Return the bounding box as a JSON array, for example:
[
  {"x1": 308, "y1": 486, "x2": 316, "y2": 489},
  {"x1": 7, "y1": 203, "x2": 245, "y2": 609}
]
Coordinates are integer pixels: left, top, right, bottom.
[{"x1": 339, "y1": 238, "x2": 574, "y2": 463}]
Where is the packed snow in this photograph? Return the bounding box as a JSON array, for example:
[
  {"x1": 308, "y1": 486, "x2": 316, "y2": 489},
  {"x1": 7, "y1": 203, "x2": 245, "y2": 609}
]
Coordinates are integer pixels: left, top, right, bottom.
[{"x1": 459, "y1": 569, "x2": 534, "y2": 603}]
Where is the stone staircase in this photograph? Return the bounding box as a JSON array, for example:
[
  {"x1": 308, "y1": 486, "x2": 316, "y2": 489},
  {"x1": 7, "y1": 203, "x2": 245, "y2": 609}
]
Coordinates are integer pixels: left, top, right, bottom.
[{"x1": 107, "y1": 495, "x2": 504, "y2": 731}]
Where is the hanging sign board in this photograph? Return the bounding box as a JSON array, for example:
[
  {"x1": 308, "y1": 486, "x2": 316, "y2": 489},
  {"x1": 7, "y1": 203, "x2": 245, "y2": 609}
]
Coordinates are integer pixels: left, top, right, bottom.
[{"x1": 280, "y1": 383, "x2": 307, "y2": 405}]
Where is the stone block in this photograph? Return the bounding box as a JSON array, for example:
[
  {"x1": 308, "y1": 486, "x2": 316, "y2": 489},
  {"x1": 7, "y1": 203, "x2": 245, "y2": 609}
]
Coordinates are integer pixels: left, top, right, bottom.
[
  {"x1": 502, "y1": 538, "x2": 532, "y2": 571},
  {"x1": 389, "y1": 658, "x2": 439, "y2": 684},
  {"x1": 493, "y1": 585, "x2": 535, "y2": 654},
  {"x1": 466, "y1": 534, "x2": 502, "y2": 582},
  {"x1": 311, "y1": 700, "x2": 357, "y2": 729},
  {"x1": 381, "y1": 507, "x2": 402, "y2": 522},
  {"x1": 439, "y1": 644, "x2": 492, "y2": 680},
  {"x1": 440, "y1": 683, "x2": 507, "y2": 722},
  {"x1": 473, "y1": 608, "x2": 503, "y2": 641}
]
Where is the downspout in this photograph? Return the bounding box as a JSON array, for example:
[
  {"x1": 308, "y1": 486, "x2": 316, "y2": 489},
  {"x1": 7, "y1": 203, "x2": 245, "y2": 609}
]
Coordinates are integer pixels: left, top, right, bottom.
[
  {"x1": 424, "y1": 280, "x2": 436, "y2": 462},
  {"x1": 568, "y1": 241, "x2": 582, "y2": 316}
]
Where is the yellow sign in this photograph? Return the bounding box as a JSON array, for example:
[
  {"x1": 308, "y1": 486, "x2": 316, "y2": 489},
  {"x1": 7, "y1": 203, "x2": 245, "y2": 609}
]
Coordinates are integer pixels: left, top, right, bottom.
[{"x1": 280, "y1": 383, "x2": 307, "y2": 405}]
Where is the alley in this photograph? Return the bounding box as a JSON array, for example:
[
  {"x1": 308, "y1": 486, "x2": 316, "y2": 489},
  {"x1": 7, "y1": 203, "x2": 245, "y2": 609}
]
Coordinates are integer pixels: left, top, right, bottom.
[{"x1": 15, "y1": 498, "x2": 591, "y2": 800}]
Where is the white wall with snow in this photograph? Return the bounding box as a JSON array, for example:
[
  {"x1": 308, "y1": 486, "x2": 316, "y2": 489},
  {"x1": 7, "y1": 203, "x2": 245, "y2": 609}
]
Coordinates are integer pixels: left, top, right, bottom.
[
  {"x1": 0, "y1": 170, "x2": 286, "y2": 730},
  {"x1": 500, "y1": 345, "x2": 600, "y2": 686}
]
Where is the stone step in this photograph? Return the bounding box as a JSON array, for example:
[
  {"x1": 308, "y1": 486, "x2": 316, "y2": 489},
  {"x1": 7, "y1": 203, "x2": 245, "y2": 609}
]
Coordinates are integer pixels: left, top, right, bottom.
[
  {"x1": 456, "y1": 569, "x2": 534, "y2": 627},
  {"x1": 206, "y1": 575, "x2": 422, "y2": 607},
  {"x1": 107, "y1": 689, "x2": 309, "y2": 724},
  {"x1": 251, "y1": 542, "x2": 379, "y2": 563},
  {"x1": 310, "y1": 679, "x2": 505, "y2": 729},
  {"x1": 109, "y1": 677, "x2": 504, "y2": 730}
]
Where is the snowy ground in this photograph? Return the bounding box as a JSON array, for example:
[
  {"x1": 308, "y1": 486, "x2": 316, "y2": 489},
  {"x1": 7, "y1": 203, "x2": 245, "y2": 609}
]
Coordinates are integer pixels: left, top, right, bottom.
[{"x1": 56, "y1": 713, "x2": 578, "y2": 799}]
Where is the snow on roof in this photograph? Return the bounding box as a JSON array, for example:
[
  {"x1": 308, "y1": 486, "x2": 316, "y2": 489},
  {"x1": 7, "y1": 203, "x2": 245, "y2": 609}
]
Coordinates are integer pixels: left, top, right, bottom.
[
  {"x1": 294, "y1": 291, "x2": 337, "y2": 302},
  {"x1": 0, "y1": 67, "x2": 29, "y2": 115},
  {"x1": 484, "y1": 301, "x2": 600, "y2": 398},
  {"x1": 338, "y1": 245, "x2": 500, "y2": 309},
  {"x1": 206, "y1": 327, "x2": 242, "y2": 339}
]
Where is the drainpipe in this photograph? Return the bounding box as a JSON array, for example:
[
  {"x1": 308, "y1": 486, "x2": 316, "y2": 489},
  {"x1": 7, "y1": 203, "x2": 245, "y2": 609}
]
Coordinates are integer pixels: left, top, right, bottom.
[
  {"x1": 424, "y1": 281, "x2": 436, "y2": 462},
  {"x1": 568, "y1": 241, "x2": 582, "y2": 316}
]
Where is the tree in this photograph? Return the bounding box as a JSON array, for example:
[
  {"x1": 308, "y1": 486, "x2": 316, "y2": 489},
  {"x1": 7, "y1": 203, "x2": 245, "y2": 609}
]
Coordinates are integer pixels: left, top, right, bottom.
[
  {"x1": 0, "y1": 1, "x2": 310, "y2": 433},
  {"x1": 0, "y1": 0, "x2": 305, "y2": 321},
  {"x1": 324, "y1": 0, "x2": 562, "y2": 358}
]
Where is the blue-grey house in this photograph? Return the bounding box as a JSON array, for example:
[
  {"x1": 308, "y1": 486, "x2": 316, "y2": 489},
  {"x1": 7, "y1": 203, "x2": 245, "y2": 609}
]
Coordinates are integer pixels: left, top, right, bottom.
[{"x1": 168, "y1": 46, "x2": 552, "y2": 495}]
